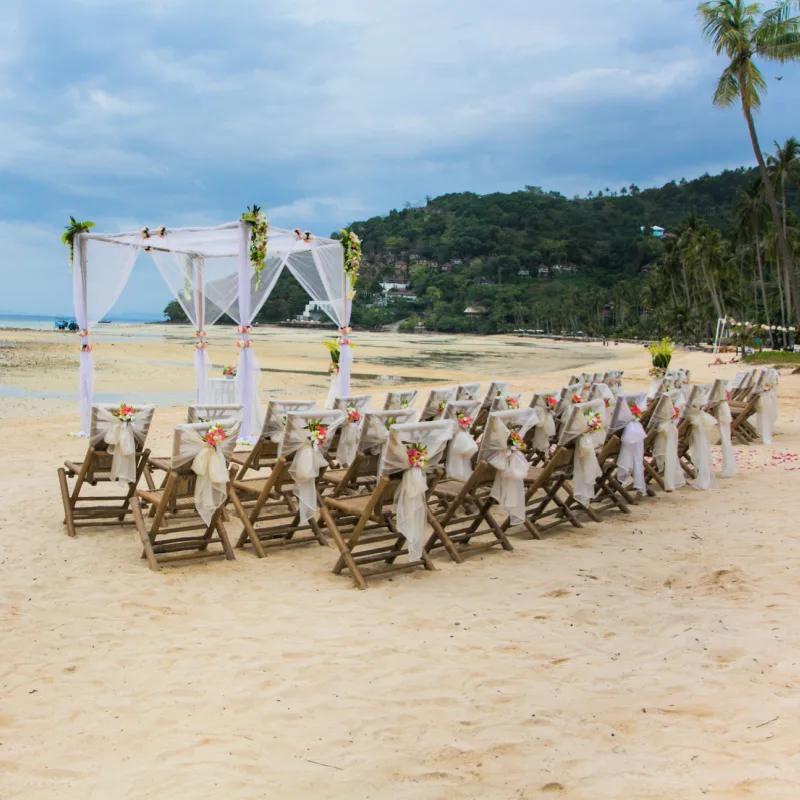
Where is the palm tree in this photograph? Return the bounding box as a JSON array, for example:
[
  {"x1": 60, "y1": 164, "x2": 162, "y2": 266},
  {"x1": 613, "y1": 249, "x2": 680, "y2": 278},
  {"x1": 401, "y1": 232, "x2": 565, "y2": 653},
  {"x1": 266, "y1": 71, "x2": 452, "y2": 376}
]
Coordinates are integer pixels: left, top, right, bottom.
[
  {"x1": 698, "y1": 0, "x2": 800, "y2": 325},
  {"x1": 768, "y1": 136, "x2": 800, "y2": 317},
  {"x1": 734, "y1": 176, "x2": 773, "y2": 340}
]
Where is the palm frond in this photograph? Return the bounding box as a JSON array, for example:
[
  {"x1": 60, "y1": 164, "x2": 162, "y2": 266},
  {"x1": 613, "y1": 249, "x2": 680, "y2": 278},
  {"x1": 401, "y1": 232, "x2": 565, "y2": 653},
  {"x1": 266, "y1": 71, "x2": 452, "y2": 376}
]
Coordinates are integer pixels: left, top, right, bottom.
[{"x1": 713, "y1": 64, "x2": 741, "y2": 106}]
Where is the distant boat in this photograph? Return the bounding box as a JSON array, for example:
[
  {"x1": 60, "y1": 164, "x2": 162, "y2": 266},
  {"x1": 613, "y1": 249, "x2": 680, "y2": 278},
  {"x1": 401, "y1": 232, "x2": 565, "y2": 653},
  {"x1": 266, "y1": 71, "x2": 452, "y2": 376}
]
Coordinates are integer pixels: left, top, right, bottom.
[{"x1": 98, "y1": 319, "x2": 112, "y2": 324}]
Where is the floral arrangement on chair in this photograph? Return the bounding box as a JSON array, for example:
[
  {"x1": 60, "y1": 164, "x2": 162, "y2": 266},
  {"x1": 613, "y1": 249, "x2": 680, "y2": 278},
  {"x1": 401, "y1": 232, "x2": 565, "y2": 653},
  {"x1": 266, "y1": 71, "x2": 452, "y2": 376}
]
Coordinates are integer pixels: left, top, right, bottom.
[
  {"x1": 437, "y1": 398, "x2": 449, "y2": 416},
  {"x1": 242, "y1": 204, "x2": 269, "y2": 290},
  {"x1": 546, "y1": 395, "x2": 558, "y2": 410},
  {"x1": 346, "y1": 405, "x2": 361, "y2": 425},
  {"x1": 111, "y1": 403, "x2": 135, "y2": 423},
  {"x1": 223, "y1": 366, "x2": 237, "y2": 378},
  {"x1": 505, "y1": 396, "x2": 520, "y2": 410},
  {"x1": 204, "y1": 423, "x2": 227, "y2": 447},
  {"x1": 585, "y1": 410, "x2": 604, "y2": 433},
  {"x1": 673, "y1": 405, "x2": 682, "y2": 420},
  {"x1": 340, "y1": 228, "x2": 362, "y2": 299},
  {"x1": 627, "y1": 400, "x2": 643, "y2": 420},
  {"x1": 456, "y1": 411, "x2": 473, "y2": 430},
  {"x1": 308, "y1": 419, "x2": 328, "y2": 448},
  {"x1": 407, "y1": 442, "x2": 429, "y2": 468},
  {"x1": 399, "y1": 397, "x2": 411, "y2": 408},
  {"x1": 571, "y1": 392, "x2": 582, "y2": 404},
  {"x1": 507, "y1": 428, "x2": 527, "y2": 452}
]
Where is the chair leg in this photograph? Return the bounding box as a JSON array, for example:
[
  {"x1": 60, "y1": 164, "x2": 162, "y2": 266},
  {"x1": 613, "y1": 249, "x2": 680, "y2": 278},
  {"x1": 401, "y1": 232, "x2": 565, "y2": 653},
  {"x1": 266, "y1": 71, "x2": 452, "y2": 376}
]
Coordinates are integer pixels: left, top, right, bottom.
[
  {"x1": 58, "y1": 468, "x2": 77, "y2": 538},
  {"x1": 131, "y1": 497, "x2": 160, "y2": 571},
  {"x1": 320, "y1": 503, "x2": 368, "y2": 589},
  {"x1": 230, "y1": 489, "x2": 267, "y2": 558}
]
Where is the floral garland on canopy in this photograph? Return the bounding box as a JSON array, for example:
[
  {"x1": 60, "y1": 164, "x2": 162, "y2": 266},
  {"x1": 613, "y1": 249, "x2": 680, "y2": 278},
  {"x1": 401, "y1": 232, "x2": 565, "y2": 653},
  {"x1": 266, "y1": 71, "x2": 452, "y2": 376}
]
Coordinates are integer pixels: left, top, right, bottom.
[
  {"x1": 62, "y1": 217, "x2": 96, "y2": 266},
  {"x1": 323, "y1": 338, "x2": 340, "y2": 375},
  {"x1": 340, "y1": 228, "x2": 362, "y2": 300},
  {"x1": 242, "y1": 204, "x2": 269, "y2": 290}
]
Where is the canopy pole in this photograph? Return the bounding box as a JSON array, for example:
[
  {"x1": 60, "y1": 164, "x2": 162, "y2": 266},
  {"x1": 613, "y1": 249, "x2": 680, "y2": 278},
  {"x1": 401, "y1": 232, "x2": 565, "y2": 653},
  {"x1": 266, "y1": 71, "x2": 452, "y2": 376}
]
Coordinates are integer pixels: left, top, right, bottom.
[
  {"x1": 194, "y1": 256, "x2": 209, "y2": 404},
  {"x1": 337, "y1": 257, "x2": 352, "y2": 396},
  {"x1": 74, "y1": 235, "x2": 93, "y2": 435}
]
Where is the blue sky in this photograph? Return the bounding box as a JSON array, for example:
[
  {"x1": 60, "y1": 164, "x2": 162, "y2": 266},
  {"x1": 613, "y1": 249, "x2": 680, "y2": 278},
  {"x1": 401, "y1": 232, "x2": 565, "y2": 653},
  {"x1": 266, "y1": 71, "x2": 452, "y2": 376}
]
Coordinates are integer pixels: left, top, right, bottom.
[{"x1": 1, "y1": 0, "x2": 798, "y2": 316}]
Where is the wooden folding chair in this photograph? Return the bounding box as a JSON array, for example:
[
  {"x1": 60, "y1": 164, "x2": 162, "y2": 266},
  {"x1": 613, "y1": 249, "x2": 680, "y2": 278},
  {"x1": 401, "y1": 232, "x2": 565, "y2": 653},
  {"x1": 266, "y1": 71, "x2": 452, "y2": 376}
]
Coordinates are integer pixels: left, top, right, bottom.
[
  {"x1": 144, "y1": 403, "x2": 245, "y2": 491},
  {"x1": 527, "y1": 391, "x2": 560, "y2": 464},
  {"x1": 384, "y1": 389, "x2": 418, "y2": 411},
  {"x1": 230, "y1": 410, "x2": 346, "y2": 557},
  {"x1": 130, "y1": 418, "x2": 241, "y2": 570},
  {"x1": 456, "y1": 382, "x2": 481, "y2": 401},
  {"x1": 319, "y1": 420, "x2": 453, "y2": 589},
  {"x1": 642, "y1": 391, "x2": 685, "y2": 493},
  {"x1": 470, "y1": 381, "x2": 510, "y2": 436},
  {"x1": 58, "y1": 404, "x2": 156, "y2": 537},
  {"x1": 427, "y1": 408, "x2": 536, "y2": 559},
  {"x1": 593, "y1": 393, "x2": 650, "y2": 514},
  {"x1": 419, "y1": 386, "x2": 459, "y2": 421},
  {"x1": 319, "y1": 409, "x2": 416, "y2": 497},
  {"x1": 230, "y1": 399, "x2": 315, "y2": 479},
  {"x1": 729, "y1": 371, "x2": 765, "y2": 444}
]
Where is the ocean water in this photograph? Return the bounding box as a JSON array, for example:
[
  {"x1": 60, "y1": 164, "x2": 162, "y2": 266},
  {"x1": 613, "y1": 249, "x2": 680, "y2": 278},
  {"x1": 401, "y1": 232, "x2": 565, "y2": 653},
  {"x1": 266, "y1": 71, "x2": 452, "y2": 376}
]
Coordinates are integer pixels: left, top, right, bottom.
[{"x1": 0, "y1": 314, "x2": 161, "y2": 330}]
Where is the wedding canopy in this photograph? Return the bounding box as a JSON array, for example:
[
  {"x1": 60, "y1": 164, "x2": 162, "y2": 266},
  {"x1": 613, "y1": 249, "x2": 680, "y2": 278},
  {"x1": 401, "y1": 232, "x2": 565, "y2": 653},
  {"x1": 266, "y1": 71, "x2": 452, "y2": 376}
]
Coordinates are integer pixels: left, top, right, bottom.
[{"x1": 71, "y1": 220, "x2": 352, "y2": 440}]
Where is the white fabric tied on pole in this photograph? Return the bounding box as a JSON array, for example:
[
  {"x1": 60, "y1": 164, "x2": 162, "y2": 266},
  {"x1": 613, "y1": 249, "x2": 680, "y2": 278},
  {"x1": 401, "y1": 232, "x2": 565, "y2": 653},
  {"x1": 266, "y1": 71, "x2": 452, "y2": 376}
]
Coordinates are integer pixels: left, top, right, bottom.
[
  {"x1": 281, "y1": 411, "x2": 346, "y2": 524},
  {"x1": 172, "y1": 419, "x2": 240, "y2": 526},
  {"x1": 380, "y1": 421, "x2": 454, "y2": 562},
  {"x1": 325, "y1": 373, "x2": 338, "y2": 409},
  {"x1": 531, "y1": 393, "x2": 559, "y2": 451},
  {"x1": 73, "y1": 235, "x2": 141, "y2": 435},
  {"x1": 91, "y1": 406, "x2": 152, "y2": 484},
  {"x1": 479, "y1": 408, "x2": 537, "y2": 524},
  {"x1": 686, "y1": 407, "x2": 718, "y2": 491}
]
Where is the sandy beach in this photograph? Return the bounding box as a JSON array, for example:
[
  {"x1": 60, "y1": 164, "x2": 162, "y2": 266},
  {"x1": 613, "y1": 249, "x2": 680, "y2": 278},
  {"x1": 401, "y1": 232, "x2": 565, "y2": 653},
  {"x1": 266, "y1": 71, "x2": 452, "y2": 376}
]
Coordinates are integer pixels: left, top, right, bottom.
[{"x1": 1, "y1": 326, "x2": 799, "y2": 799}]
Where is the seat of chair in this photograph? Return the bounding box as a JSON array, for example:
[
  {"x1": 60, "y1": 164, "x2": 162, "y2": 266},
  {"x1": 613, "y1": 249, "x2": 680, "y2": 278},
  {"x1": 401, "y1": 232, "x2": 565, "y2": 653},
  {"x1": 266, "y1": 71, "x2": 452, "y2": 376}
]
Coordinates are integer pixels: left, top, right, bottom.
[
  {"x1": 319, "y1": 468, "x2": 349, "y2": 484},
  {"x1": 323, "y1": 494, "x2": 375, "y2": 515},
  {"x1": 524, "y1": 466, "x2": 546, "y2": 483},
  {"x1": 432, "y1": 479, "x2": 467, "y2": 498},
  {"x1": 64, "y1": 459, "x2": 85, "y2": 474}
]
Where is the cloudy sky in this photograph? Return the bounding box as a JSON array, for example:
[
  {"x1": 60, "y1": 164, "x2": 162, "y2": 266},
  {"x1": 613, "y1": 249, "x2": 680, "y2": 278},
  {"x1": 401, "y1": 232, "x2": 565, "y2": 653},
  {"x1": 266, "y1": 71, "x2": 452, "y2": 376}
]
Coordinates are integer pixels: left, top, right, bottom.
[{"x1": 1, "y1": 0, "x2": 798, "y2": 316}]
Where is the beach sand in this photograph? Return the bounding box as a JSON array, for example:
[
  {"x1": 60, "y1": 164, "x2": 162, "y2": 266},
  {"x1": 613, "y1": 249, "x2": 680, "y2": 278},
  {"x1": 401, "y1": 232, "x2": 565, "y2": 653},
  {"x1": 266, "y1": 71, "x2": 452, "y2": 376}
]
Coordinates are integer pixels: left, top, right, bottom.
[{"x1": 1, "y1": 326, "x2": 799, "y2": 799}]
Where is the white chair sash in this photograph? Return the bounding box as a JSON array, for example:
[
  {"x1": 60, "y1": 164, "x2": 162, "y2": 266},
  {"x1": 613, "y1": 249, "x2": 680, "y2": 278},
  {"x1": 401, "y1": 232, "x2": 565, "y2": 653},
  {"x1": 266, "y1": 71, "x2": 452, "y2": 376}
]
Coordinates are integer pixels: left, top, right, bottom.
[
  {"x1": 382, "y1": 423, "x2": 454, "y2": 561},
  {"x1": 533, "y1": 410, "x2": 556, "y2": 451},
  {"x1": 172, "y1": 421, "x2": 239, "y2": 525},
  {"x1": 687, "y1": 407, "x2": 718, "y2": 491},
  {"x1": 617, "y1": 420, "x2": 647, "y2": 494},
  {"x1": 715, "y1": 400, "x2": 736, "y2": 478},
  {"x1": 92, "y1": 407, "x2": 149, "y2": 484},
  {"x1": 755, "y1": 389, "x2": 777, "y2": 445},
  {"x1": 325, "y1": 373, "x2": 338, "y2": 409},
  {"x1": 573, "y1": 433, "x2": 603, "y2": 507},
  {"x1": 653, "y1": 420, "x2": 685, "y2": 491},
  {"x1": 336, "y1": 420, "x2": 360, "y2": 467},
  {"x1": 481, "y1": 410, "x2": 537, "y2": 524},
  {"x1": 447, "y1": 428, "x2": 479, "y2": 481}
]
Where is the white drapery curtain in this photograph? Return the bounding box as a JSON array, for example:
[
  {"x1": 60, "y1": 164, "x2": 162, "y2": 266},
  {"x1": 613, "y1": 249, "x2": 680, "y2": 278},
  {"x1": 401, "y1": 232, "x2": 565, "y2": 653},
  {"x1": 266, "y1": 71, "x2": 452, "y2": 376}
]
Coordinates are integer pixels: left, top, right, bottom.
[
  {"x1": 73, "y1": 235, "x2": 142, "y2": 435},
  {"x1": 150, "y1": 250, "x2": 234, "y2": 404},
  {"x1": 283, "y1": 240, "x2": 351, "y2": 395}
]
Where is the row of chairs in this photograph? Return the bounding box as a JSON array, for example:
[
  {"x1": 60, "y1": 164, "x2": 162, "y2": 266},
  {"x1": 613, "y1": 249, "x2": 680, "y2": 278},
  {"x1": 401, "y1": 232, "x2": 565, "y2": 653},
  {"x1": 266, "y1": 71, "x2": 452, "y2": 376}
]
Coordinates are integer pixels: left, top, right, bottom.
[{"x1": 57, "y1": 368, "x2": 779, "y2": 586}]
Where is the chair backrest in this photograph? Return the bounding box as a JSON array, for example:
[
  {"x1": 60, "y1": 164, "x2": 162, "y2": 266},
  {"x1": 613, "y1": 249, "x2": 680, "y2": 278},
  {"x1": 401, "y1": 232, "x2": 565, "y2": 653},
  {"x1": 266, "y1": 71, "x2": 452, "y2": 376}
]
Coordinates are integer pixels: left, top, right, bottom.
[
  {"x1": 442, "y1": 399, "x2": 482, "y2": 431},
  {"x1": 278, "y1": 410, "x2": 347, "y2": 460},
  {"x1": 384, "y1": 389, "x2": 418, "y2": 411},
  {"x1": 379, "y1": 420, "x2": 454, "y2": 477},
  {"x1": 609, "y1": 392, "x2": 648, "y2": 433},
  {"x1": 568, "y1": 375, "x2": 583, "y2": 386},
  {"x1": 647, "y1": 391, "x2": 681, "y2": 432},
  {"x1": 333, "y1": 394, "x2": 371, "y2": 418},
  {"x1": 480, "y1": 381, "x2": 510, "y2": 410},
  {"x1": 685, "y1": 383, "x2": 712, "y2": 410},
  {"x1": 731, "y1": 370, "x2": 748, "y2": 390},
  {"x1": 557, "y1": 384, "x2": 583, "y2": 418},
  {"x1": 358, "y1": 409, "x2": 417, "y2": 455},
  {"x1": 187, "y1": 403, "x2": 244, "y2": 424},
  {"x1": 489, "y1": 392, "x2": 522, "y2": 413},
  {"x1": 589, "y1": 383, "x2": 615, "y2": 408},
  {"x1": 557, "y1": 398, "x2": 607, "y2": 447},
  {"x1": 420, "y1": 386, "x2": 459, "y2": 421},
  {"x1": 530, "y1": 390, "x2": 560, "y2": 412},
  {"x1": 456, "y1": 383, "x2": 481, "y2": 401},
  {"x1": 90, "y1": 404, "x2": 156, "y2": 451},
  {"x1": 476, "y1": 407, "x2": 537, "y2": 462},
  {"x1": 263, "y1": 399, "x2": 316, "y2": 442},
  {"x1": 705, "y1": 379, "x2": 729, "y2": 410},
  {"x1": 170, "y1": 418, "x2": 241, "y2": 473}
]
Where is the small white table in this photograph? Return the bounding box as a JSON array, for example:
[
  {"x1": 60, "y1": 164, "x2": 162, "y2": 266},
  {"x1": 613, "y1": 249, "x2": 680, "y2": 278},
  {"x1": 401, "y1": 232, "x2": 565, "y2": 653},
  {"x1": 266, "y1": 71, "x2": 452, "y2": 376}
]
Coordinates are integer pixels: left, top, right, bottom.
[{"x1": 207, "y1": 377, "x2": 236, "y2": 405}]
